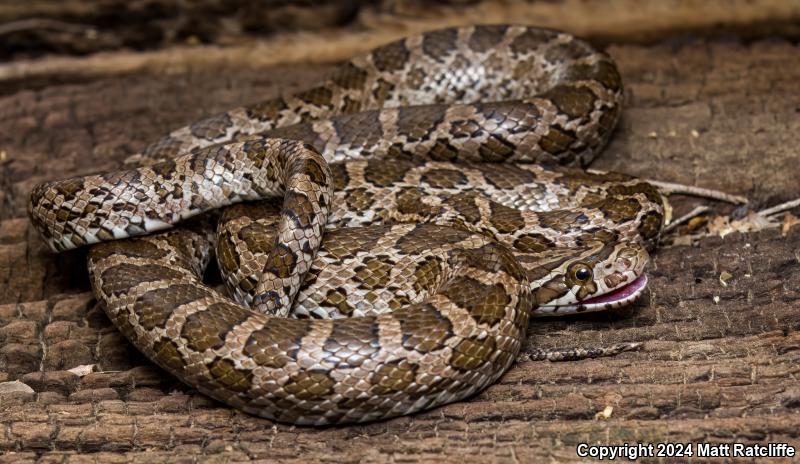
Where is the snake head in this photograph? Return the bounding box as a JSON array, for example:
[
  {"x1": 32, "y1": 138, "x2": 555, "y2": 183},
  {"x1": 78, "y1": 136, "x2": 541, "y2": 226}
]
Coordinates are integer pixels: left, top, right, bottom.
[{"x1": 529, "y1": 240, "x2": 650, "y2": 315}]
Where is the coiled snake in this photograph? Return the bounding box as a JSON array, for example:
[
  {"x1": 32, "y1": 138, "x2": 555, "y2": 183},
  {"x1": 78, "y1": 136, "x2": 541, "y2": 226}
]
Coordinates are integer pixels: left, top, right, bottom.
[{"x1": 28, "y1": 25, "x2": 667, "y2": 425}]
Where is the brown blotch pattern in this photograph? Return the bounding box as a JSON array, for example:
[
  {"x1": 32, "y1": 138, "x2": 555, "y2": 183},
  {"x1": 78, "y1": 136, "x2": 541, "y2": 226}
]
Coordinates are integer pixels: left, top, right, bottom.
[
  {"x1": 190, "y1": 113, "x2": 233, "y2": 141},
  {"x1": 242, "y1": 139, "x2": 269, "y2": 168},
  {"x1": 323, "y1": 319, "x2": 380, "y2": 368},
  {"x1": 142, "y1": 136, "x2": 184, "y2": 160},
  {"x1": 478, "y1": 134, "x2": 516, "y2": 161},
  {"x1": 451, "y1": 336, "x2": 496, "y2": 371},
  {"x1": 322, "y1": 227, "x2": 389, "y2": 260},
  {"x1": 283, "y1": 190, "x2": 318, "y2": 229},
  {"x1": 543, "y1": 41, "x2": 592, "y2": 64},
  {"x1": 421, "y1": 28, "x2": 458, "y2": 62},
  {"x1": 397, "y1": 304, "x2": 453, "y2": 353},
  {"x1": 264, "y1": 243, "x2": 298, "y2": 279},
  {"x1": 533, "y1": 279, "x2": 569, "y2": 306},
  {"x1": 607, "y1": 182, "x2": 664, "y2": 206},
  {"x1": 295, "y1": 86, "x2": 335, "y2": 109},
  {"x1": 247, "y1": 97, "x2": 288, "y2": 122},
  {"x1": 329, "y1": 62, "x2": 369, "y2": 90},
  {"x1": 428, "y1": 138, "x2": 460, "y2": 161},
  {"x1": 134, "y1": 284, "x2": 215, "y2": 331},
  {"x1": 323, "y1": 288, "x2": 355, "y2": 315},
  {"x1": 513, "y1": 233, "x2": 555, "y2": 253},
  {"x1": 100, "y1": 264, "x2": 184, "y2": 297},
  {"x1": 521, "y1": 251, "x2": 573, "y2": 282},
  {"x1": 239, "y1": 221, "x2": 276, "y2": 256},
  {"x1": 288, "y1": 153, "x2": 329, "y2": 186},
  {"x1": 369, "y1": 360, "x2": 419, "y2": 396},
  {"x1": 372, "y1": 78, "x2": 395, "y2": 105},
  {"x1": 412, "y1": 256, "x2": 444, "y2": 294},
  {"x1": 420, "y1": 168, "x2": 468, "y2": 189},
  {"x1": 181, "y1": 302, "x2": 249, "y2": 352},
  {"x1": 90, "y1": 239, "x2": 167, "y2": 262},
  {"x1": 215, "y1": 236, "x2": 242, "y2": 283},
  {"x1": 468, "y1": 25, "x2": 509, "y2": 52},
  {"x1": 537, "y1": 209, "x2": 588, "y2": 231},
  {"x1": 539, "y1": 126, "x2": 577, "y2": 155},
  {"x1": 441, "y1": 276, "x2": 510, "y2": 326},
  {"x1": 395, "y1": 187, "x2": 438, "y2": 216},
  {"x1": 284, "y1": 370, "x2": 336, "y2": 400},
  {"x1": 489, "y1": 202, "x2": 526, "y2": 234},
  {"x1": 371, "y1": 40, "x2": 411, "y2": 72},
  {"x1": 592, "y1": 60, "x2": 622, "y2": 92},
  {"x1": 245, "y1": 319, "x2": 311, "y2": 369},
  {"x1": 332, "y1": 111, "x2": 383, "y2": 149},
  {"x1": 329, "y1": 163, "x2": 350, "y2": 190},
  {"x1": 395, "y1": 224, "x2": 468, "y2": 255},
  {"x1": 462, "y1": 243, "x2": 527, "y2": 281},
  {"x1": 53, "y1": 177, "x2": 85, "y2": 198},
  {"x1": 474, "y1": 163, "x2": 536, "y2": 189},
  {"x1": 545, "y1": 85, "x2": 597, "y2": 119},
  {"x1": 343, "y1": 188, "x2": 375, "y2": 211},
  {"x1": 596, "y1": 197, "x2": 643, "y2": 224},
  {"x1": 267, "y1": 123, "x2": 324, "y2": 150},
  {"x1": 396, "y1": 106, "x2": 447, "y2": 142},
  {"x1": 638, "y1": 210, "x2": 664, "y2": 241},
  {"x1": 509, "y1": 28, "x2": 553, "y2": 55},
  {"x1": 442, "y1": 193, "x2": 482, "y2": 224},
  {"x1": 152, "y1": 338, "x2": 188, "y2": 373},
  {"x1": 208, "y1": 357, "x2": 252, "y2": 393},
  {"x1": 364, "y1": 158, "x2": 418, "y2": 187},
  {"x1": 354, "y1": 256, "x2": 395, "y2": 290}
]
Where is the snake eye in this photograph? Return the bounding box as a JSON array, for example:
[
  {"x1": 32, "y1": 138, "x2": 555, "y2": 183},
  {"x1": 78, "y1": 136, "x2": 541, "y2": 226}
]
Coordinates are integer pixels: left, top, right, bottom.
[{"x1": 571, "y1": 264, "x2": 593, "y2": 283}]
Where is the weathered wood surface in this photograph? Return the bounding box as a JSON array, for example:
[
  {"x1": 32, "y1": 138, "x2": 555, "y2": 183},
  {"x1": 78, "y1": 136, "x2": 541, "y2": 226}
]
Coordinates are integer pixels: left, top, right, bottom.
[
  {"x1": 3, "y1": 0, "x2": 800, "y2": 96},
  {"x1": 1, "y1": 33, "x2": 799, "y2": 464}
]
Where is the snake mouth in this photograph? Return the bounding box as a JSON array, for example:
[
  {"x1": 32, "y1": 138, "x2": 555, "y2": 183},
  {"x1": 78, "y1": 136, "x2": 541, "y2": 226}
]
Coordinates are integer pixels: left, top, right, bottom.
[
  {"x1": 580, "y1": 273, "x2": 648, "y2": 309},
  {"x1": 535, "y1": 273, "x2": 649, "y2": 316}
]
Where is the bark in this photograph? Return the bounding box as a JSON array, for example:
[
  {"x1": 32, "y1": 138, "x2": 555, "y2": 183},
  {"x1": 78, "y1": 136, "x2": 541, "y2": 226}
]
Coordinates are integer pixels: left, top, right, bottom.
[{"x1": 1, "y1": 3, "x2": 799, "y2": 463}]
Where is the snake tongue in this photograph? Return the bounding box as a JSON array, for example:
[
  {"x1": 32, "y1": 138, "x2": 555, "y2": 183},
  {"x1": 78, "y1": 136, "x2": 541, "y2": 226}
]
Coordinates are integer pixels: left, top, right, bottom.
[{"x1": 582, "y1": 274, "x2": 648, "y2": 305}]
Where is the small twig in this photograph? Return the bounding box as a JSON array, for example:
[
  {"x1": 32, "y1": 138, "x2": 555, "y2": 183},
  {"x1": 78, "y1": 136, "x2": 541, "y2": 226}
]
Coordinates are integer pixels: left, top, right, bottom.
[
  {"x1": 757, "y1": 197, "x2": 800, "y2": 217},
  {"x1": 0, "y1": 18, "x2": 93, "y2": 36},
  {"x1": 662, "y1": 205, "x2": 711, "y2": 234},
  {"x1": 646, "y1": 179, "x2": 748, "y2": 205}
]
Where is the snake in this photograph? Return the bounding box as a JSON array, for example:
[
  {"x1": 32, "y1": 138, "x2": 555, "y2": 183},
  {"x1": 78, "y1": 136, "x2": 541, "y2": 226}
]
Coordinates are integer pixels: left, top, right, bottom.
[{"x1": 27, "y1": 25, "x2": 668, "y2": 425}]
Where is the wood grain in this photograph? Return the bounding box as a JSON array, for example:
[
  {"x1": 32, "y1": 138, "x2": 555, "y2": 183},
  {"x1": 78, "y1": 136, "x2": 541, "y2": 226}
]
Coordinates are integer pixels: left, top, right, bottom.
[{"x1": 1, "y1": 15, "x2": 799, "y2": 464}]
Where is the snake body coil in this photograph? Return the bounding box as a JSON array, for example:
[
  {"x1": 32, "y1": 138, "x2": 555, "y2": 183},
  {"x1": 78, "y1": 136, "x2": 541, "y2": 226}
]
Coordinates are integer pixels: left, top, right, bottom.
[{"x1": 28, "y1": 26, "x2": 666, "y2": 425}]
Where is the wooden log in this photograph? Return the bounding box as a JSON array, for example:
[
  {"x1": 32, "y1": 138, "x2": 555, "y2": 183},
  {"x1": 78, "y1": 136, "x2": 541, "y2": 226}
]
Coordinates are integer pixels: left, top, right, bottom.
[{"x1": 1, "y1": 6, "x2": 799, "y2": 462}]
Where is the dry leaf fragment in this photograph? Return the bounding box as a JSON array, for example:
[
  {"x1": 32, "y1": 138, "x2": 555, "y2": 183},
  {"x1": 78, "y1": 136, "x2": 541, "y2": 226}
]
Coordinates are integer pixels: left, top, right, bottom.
[
  {"x1": 781, "y1": 213, "x2": 800, "y2": 236},
  {"x1": 0, "y1": 380, "x2": 34, "y2": 394},
  {"x1": 686, "y1": 215, "x2": 709, "y2": 232},
  {"x1": 595, "y1": 405, "x2": 614, "y2": 420},
  {"x1": 707, "y1": 215, "x2": 733, "y2": 237},
  {"x1": 67, "y1": 364, "x2": 96, "y2": 376}
]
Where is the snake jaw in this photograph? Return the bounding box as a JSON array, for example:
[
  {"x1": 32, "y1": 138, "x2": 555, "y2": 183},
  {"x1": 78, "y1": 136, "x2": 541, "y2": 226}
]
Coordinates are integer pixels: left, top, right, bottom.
[
  {"x1": 578, "y1": 273, "x2": 648, "y2": 309},
  {"x1": 534, "y1": 272, "x2": 648, "y2": 315}
]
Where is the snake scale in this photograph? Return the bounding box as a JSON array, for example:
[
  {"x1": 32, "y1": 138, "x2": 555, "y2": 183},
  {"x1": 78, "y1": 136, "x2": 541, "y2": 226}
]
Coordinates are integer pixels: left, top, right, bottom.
[{"x1": 28, "y1": 25, "x2": 667, "y2": 425}]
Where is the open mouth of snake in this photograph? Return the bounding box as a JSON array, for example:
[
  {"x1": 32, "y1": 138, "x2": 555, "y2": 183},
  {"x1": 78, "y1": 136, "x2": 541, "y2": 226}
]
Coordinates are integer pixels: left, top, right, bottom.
[{"x1": 581, "y1": 274, "x2": 649, "y2": 308}]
